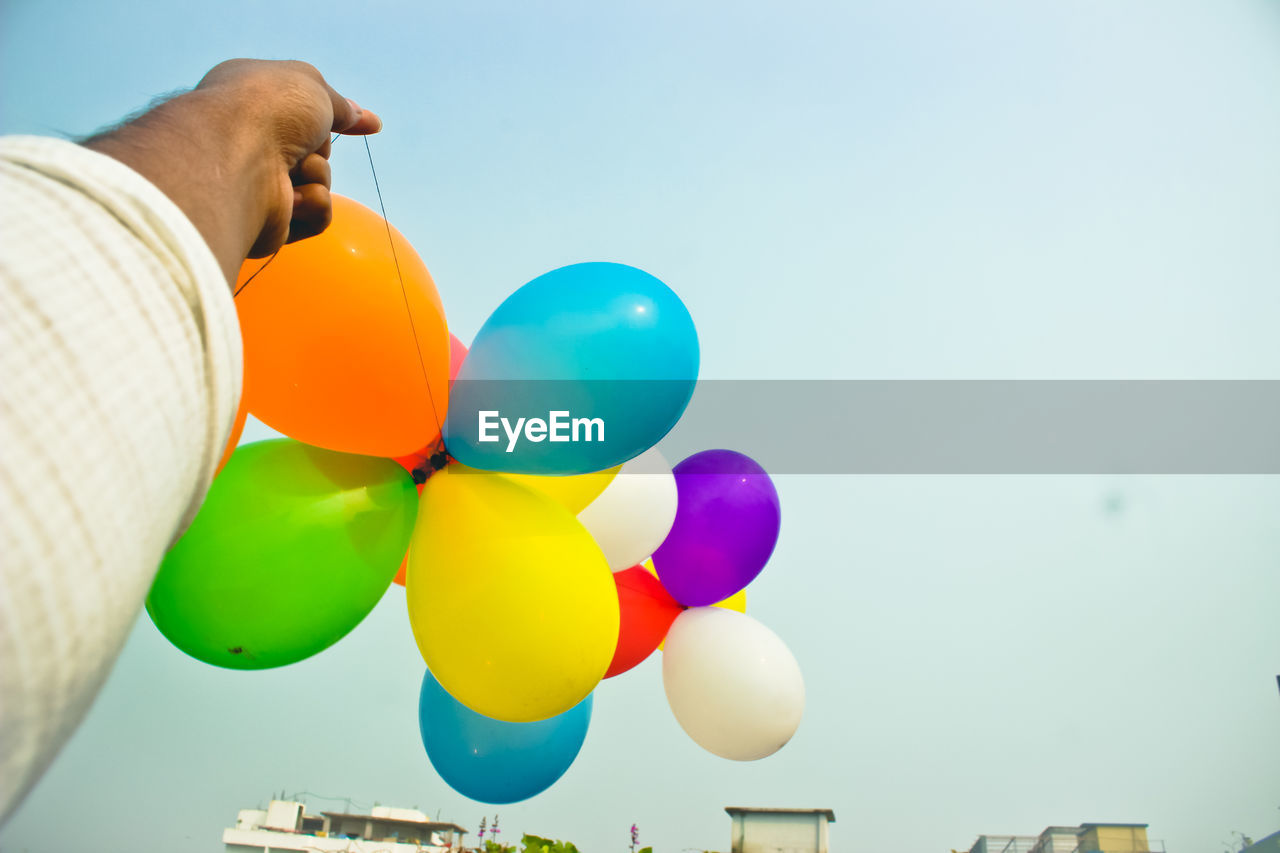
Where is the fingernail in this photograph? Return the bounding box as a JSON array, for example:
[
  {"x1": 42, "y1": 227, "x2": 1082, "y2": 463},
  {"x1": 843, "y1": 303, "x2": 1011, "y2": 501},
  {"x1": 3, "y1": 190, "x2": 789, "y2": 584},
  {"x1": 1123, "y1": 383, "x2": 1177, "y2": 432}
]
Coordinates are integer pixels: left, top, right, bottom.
[{"x1": 347, "y1": 98, "x2": 362, "y2": 116}]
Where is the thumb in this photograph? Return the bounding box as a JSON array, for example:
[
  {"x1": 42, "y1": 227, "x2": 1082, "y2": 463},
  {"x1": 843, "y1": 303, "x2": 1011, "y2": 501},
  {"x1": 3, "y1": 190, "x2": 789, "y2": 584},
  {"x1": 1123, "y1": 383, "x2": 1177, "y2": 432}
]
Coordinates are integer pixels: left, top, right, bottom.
[{"x1": 329, "y1": 92, "x2": 382, "y2": 135}]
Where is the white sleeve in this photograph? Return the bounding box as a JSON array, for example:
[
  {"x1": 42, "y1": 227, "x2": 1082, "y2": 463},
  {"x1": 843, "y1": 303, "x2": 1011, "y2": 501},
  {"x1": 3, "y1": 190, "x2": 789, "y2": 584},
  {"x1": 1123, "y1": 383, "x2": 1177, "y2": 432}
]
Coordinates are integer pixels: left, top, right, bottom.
[{"x1": 0, "y1": 135, "x2": 242, "y2": 823}]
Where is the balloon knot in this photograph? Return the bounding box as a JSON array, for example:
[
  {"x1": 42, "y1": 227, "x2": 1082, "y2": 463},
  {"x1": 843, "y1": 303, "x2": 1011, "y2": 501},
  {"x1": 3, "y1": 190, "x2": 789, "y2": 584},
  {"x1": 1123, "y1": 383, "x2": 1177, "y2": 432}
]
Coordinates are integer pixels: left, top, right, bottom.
[{"x1": 411, "y1": 439, "x2": 451, "y2": 484}]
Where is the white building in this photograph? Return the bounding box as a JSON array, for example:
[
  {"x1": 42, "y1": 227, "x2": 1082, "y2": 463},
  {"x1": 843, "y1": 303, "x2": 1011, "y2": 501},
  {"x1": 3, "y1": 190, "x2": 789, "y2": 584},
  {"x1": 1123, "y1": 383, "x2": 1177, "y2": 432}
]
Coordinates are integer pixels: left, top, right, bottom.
[
  {"x1": 223, "y1": 800, "x2": 467, "y2": 852},
  {"x1": 966, "y1": 823, "x2": 1163, "y2": 853},
  {"x1": 724, "y1": 807, "x2": 836, "y2": 853}
]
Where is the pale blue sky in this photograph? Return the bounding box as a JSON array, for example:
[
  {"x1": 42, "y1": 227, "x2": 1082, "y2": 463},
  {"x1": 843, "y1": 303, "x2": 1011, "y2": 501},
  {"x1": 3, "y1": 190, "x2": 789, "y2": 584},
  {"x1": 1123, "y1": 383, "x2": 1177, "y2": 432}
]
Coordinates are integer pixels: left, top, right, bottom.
[{"x1": 2, "y1": 1, "x2": 1278, "y2": 852}]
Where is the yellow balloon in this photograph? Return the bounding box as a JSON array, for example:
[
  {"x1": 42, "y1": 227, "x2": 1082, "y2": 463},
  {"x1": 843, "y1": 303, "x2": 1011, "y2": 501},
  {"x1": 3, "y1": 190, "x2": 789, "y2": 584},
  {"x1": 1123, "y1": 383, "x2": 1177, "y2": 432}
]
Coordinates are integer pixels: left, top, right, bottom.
[
  {"x1": 407, "y1": 465, "x2": 618, "y2": 722},
  {"x1": 499, "y1": 465, "x2": 621, "y2": 514},
  {"x1": 645, "y1": 559, "x2": 745, "y2": 650}
]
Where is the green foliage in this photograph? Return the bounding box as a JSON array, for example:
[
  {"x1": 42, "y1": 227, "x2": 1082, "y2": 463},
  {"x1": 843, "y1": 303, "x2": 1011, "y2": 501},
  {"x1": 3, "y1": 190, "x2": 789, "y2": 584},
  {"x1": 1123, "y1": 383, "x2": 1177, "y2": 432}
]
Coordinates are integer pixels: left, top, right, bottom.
[
  {"x1": 520, "y1": 833, "x2": 581, "y2": 853},
  {"x1": 482, "y1": 841, "x2": 515, "y2": 853}
]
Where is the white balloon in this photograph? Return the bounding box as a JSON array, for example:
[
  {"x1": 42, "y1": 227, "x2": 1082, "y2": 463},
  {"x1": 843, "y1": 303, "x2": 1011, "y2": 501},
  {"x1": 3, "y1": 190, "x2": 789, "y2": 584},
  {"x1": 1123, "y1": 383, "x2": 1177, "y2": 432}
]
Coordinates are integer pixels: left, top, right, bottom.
[
  {"x1": 577, "y1": 447, "x2": 677, "y2": 570},
  {"x1": 662, "y1": 608, "x2": 804, "y2": 761}
]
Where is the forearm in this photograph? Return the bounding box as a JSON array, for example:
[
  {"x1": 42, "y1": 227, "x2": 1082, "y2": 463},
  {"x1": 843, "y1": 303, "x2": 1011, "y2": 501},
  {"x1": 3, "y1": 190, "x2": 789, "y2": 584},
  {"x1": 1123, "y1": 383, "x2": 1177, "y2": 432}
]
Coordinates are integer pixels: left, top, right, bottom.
[
  {"x1": 0, "y1": 57, "x2": 377, "y2": 828},
  {"x1": 0, "y1": 135, "x2": 241, "y2": 823},
  {"x1": 83, "y1": 88, "x2": 276, "y2": 285}
]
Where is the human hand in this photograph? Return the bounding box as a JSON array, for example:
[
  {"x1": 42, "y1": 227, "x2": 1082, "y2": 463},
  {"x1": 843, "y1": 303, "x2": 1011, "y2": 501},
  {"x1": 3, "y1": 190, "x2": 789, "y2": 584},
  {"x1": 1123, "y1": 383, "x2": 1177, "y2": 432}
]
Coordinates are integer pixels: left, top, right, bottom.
[
  {"x1": 85, "y1": 59, "x2": 382, "y2": 284},
  {"x1": 194, "y1": 59, "x2": 382, "y2": 257}
]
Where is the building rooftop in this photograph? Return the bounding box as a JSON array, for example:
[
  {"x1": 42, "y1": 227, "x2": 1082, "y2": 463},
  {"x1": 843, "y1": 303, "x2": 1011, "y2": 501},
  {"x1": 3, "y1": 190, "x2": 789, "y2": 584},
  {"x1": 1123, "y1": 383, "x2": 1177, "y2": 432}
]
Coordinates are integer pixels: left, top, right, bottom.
[
  {"x1": 725, "y1": 807, "x2": 836, "y2": 823},
  {"x1": 320, "y1": 811, "x2": 467, "y2": 833}
]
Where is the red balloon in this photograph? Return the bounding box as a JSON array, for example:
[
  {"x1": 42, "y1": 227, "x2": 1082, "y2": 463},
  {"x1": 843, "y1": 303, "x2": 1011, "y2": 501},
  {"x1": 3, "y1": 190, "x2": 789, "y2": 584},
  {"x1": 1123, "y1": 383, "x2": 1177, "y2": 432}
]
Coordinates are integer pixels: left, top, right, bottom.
[
  {"x1": 447, "y1": 334, "x2": 468, "y2": 382},
  {"x1": 604, "y1": 565, "x2": 684, "y2": 678}
]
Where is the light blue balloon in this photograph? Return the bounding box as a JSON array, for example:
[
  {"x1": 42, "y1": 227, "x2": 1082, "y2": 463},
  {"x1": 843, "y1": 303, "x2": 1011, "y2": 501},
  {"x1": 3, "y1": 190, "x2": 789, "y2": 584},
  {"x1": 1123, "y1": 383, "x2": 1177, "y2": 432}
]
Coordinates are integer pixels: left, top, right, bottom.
[
  {"x1": 445, "y1": 262, "x2": 699, "y2": 474},
  {"x1": 418, "y1": 670, "x2": 592, "y2": 804}
]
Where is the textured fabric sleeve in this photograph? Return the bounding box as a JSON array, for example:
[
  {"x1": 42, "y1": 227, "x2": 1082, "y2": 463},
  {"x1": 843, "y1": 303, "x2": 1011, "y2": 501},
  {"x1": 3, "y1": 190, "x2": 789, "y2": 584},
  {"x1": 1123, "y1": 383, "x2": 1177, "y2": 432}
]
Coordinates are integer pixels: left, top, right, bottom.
[{"x1": 0, "y1": 135, "x2": 242, "y2": 822}]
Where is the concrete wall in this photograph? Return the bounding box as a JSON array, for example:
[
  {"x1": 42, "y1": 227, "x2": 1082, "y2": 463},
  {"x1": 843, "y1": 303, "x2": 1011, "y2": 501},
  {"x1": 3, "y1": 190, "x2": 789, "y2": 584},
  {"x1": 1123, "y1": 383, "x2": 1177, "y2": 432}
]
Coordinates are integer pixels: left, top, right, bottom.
[
  {"x1": 223, "y1": 827, "x2": 452, "y2": 853},
  {"x1": 372, "y1": 806, "x2": 430, "y2": 822},
  {"x1": 731, "y1": 812, "x2": 828, "y2": 853},
  {"x1": 264, "y1": 801, "x2": 302, "y2": 832}
]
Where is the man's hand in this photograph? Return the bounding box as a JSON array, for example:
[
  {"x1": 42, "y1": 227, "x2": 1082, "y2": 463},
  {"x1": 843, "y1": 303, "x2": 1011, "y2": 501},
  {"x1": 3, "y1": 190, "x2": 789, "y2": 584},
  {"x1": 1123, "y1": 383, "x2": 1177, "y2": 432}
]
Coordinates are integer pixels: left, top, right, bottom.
[
  {"x1": 195, "y1": 60, "x2": 382, "y2": 255},
  {"x1": 85, "y1": 59, "x2": 382, "y2": 285}
]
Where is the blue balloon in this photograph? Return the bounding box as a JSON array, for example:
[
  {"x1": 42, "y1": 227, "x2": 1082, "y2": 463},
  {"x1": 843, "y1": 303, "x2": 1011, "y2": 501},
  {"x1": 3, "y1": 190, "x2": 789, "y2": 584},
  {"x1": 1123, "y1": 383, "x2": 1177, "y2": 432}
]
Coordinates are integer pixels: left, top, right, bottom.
[
  {"x1": 418, "y1": 670, "x2": 592, "y2": 804},
  {"x1": 445, "y1": 262, "x2": 699, "y2": 474}
]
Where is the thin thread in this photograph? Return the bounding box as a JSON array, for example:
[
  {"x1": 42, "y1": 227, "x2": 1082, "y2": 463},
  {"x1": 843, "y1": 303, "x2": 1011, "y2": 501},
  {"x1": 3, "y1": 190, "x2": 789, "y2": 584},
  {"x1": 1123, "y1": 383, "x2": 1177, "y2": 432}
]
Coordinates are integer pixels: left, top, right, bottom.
[
  {"x1": 233, "y1": 249, "x2": 279, "y2": 298},
  {"x1": 363, "y1": 134, "x2": 445, "y2": 445}
]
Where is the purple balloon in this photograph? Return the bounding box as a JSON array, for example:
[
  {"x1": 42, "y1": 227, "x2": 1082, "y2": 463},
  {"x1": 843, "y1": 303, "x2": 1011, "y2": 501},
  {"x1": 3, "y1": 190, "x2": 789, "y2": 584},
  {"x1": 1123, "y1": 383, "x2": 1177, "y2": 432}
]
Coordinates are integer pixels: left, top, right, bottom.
[{"x1": 651, "y1": 449, "x2": 781, "y2": 606}]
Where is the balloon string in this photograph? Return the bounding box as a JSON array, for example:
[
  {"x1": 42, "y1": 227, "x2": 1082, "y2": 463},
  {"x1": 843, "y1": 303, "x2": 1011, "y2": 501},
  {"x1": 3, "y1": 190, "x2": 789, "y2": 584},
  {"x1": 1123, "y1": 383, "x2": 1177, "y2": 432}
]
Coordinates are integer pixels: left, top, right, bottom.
[
  {"x1": 232, "y1": 249, "x2": 279, "y2": 298},
  {"x1": 361, "y1": 135, "x2": 447, "y2": 461}
]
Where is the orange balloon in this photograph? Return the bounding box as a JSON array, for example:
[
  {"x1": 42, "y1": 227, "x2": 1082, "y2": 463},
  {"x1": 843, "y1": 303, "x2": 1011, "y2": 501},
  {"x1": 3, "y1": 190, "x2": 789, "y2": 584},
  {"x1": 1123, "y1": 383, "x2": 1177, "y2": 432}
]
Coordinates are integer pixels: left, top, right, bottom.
[
  {"x1": 235, "y1": 194, "x2": 449, "y2": 457},
  {"x1": 215, "y1": 313, "x2": 251, "y2": 476}
]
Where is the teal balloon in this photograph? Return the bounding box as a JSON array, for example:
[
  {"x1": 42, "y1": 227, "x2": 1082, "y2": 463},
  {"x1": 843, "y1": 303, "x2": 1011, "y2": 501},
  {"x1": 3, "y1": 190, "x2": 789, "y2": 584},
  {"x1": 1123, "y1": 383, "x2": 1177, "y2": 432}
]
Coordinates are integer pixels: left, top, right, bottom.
[
  {"x1": 419, "y1": 669, "x2": 592, "y2": 804},
  {"x1": 146, "y1": 439, "x2": 418, "y2": 669},
  {"x1": 445, "y1": 262, "x2": 699, "y2": 474}
]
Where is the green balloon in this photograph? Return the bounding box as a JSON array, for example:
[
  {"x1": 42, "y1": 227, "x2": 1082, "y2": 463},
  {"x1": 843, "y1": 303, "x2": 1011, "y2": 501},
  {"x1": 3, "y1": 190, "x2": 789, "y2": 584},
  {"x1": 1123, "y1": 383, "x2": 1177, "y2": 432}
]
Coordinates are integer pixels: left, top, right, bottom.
[{"x1": 147, "y1": 439, "x2": 418, "y2": 669}]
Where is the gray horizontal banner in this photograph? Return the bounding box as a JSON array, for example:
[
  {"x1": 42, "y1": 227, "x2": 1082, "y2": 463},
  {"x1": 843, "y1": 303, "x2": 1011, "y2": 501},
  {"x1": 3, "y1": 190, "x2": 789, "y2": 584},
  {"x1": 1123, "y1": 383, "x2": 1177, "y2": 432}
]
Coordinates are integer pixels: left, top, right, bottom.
[
  {"x1": 441, "y1": 380, "x2": 1280, "y2": 474},
  {"x1": 655, "y1": 380, "x2": 1280, "y2": 474}
]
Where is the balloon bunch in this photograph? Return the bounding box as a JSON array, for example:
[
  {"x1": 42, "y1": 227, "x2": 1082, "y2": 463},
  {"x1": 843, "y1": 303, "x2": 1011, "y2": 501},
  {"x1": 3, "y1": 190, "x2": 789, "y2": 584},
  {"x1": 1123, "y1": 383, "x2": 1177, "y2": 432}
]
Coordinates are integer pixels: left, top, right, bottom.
[{"x1": 145, "y1": 194, "x2": 803, "y2": 805}]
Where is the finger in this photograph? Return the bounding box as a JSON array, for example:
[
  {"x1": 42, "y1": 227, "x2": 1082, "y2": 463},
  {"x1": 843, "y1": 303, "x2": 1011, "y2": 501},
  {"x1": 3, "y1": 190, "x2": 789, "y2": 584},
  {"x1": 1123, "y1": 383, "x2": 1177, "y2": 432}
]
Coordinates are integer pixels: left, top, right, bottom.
[
  {"x1": 248, "y1": 211, "x2": 290, "y2": 258},
  {"x1": 324, "y1": 84, "x2": 382, "y2": 135},
  {"x1": 339, "y1": 103, "x2": 383, "y2": 135},
  {"x1": 287, "y1": 182, "x2": 333, "y2": 244},
  {"x1": 290, "y1": 152, "x2": 331, "y2": 190}
]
